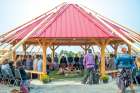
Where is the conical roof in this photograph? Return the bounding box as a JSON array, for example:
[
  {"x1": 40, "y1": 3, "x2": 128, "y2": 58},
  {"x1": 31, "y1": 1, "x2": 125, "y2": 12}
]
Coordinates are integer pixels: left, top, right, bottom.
[{"x1": 2, "y1": 3, "x2": 132, "y2": 43}]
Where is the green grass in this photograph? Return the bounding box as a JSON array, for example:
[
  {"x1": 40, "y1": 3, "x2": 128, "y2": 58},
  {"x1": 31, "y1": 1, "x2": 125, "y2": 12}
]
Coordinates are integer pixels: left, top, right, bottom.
[{"x1": 49, "y1": 70, "x2": 84, "y2": 81}]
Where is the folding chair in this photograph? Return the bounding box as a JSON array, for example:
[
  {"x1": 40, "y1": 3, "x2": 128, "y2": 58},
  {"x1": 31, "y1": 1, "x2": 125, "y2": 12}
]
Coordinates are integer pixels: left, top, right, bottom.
[
  {"x1": 14, "y1": 69, "x2": 22, "y2": 86},
  {"x1": 1, "y1": 69, "x2": 9, "y2": 85}
]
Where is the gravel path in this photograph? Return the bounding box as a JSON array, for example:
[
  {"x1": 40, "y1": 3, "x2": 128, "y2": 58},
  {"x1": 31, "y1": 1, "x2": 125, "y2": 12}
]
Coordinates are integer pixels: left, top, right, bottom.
[{"x1": 0, "y1": 80, "x2": 140, "y2": 93}]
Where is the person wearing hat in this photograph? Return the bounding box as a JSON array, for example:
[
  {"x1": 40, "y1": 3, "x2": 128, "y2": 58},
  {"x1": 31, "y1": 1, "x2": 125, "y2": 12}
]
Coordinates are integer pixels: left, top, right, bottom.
[
  {"x1": 115, "y1": 47, "x2": 135, "y2": 93},
  {"x1": 82, "y1": 49, "x2": 95, "y2": 84}
]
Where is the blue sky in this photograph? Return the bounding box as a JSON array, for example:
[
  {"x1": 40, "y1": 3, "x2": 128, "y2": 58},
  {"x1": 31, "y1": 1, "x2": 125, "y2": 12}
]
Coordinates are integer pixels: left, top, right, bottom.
[{"x1": 0, "y1": 0, "x2": 140, "y2": 53}]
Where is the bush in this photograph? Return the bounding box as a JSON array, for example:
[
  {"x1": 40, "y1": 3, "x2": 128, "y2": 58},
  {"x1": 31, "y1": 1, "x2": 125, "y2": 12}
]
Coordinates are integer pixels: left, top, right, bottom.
[
  {"x1": 101, "y1": 75, "x2": 109, "y2": 83},
  {"x1": 41, "y1": 74, "x2": 51, "y2": 84}
]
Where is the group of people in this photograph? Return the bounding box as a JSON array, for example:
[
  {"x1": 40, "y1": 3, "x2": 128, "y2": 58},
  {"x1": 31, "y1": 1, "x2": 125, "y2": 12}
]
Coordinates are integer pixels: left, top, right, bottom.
[
  {"x1": 82, "y1": 47, "x2": 140, "y2": 93},
  {"x1": 1, "y1": 47, "x2": 140, "y2": 93},
  {"x1": 0, "y1": 57, "x2": 30, "y2": 92},
  {"x1": 5, "y1": 51, "x2": 116, "y2": 76}
]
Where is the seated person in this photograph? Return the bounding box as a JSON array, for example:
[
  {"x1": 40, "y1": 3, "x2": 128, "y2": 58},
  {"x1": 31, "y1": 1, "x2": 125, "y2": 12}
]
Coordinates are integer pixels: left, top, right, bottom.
[
  {"x1": 1, "y1": 59, "x2": 10, "y2": 75},
  {"x1": 16, "y1": 61, "x2": 30, "y2": 91},
  {"x1": 8, "y1": 61, "x2": 15, "y2": 76}
]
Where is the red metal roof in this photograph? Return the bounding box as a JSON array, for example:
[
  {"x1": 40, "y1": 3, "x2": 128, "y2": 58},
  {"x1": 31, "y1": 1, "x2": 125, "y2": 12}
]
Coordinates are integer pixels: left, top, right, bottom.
[
  {"x1": 31, "y1": 4, "x2": 116, "y2": 38},
  {"x1": 100, "y1": 17, "x2": 130, "y2": 39},
  {"x1": 5, "y1": 3, "x2": 130, "y2": 41}
]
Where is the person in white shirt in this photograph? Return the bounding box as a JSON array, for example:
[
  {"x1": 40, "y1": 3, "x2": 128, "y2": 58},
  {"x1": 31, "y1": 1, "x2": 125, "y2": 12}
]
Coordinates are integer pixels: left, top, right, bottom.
[{"x1": 37, "y1": 55, "x2": 43, "y2": 72}]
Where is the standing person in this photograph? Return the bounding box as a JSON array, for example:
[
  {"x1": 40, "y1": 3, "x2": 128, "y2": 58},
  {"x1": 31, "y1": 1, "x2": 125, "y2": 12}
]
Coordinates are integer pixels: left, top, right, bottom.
[
  {"x1": 95, "y1": 55, "x2": 99, "y2": 70},
  {"x1": 59, "y1": 54, "x2": 68, "y2": 74},
  {"x1": 134, "y1": 57, "x2": 140, "y2": 84},
  {"x1": 79, "y1": 54, "x2": 84, "y2": 70},
  {"x1": 1, "y1": 59, "x2": 10, "y2": 75},
  {"x1": 33, "y1": 55, "x2": 39, "y2": 71},
  {"x1": 21, "y1": 55, "x2": 26, "y2": 68},
  {"x1": 105, "y1": 56, "x2": 109, "y2": 70},
  {"x1": 37, "y1": 55, "x2": 43, "y2": 72},
  {"x1": 67, "y1": 54, "x2": 74, "y2": 69},
  {"x1": 82, "y1": 49, "x2": 95, "y2": 84},
  {"x1": 74, "y1": 54, "x2": 80, "y2": 70},
  {"x1": 26, "y1": 55, "x2": 33, "y2": 70},
  {"x1": 115, "y1": 47, "x2": 135, "y2": 93},
  {"x1": 47, "y1": 54, "x2": 52, "y2": 63},
  {"x1": 108, "y1": 54, "x2": 116, "y2": 70},
  {"x1": 16, "y1": 61, "x2": 30, "y2": 93},
  {"x1": 54, "y1": 54, "x2": 59, "y2": 69},
  {"x1": 47, "y1": 54, "x2": 53, "y2": 70}
]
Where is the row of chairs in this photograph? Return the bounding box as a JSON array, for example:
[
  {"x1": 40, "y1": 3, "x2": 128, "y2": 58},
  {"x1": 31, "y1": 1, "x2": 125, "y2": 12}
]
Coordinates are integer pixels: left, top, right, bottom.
[{"x1": 0, "y1": 68, "x2": 22, "y2": 86}]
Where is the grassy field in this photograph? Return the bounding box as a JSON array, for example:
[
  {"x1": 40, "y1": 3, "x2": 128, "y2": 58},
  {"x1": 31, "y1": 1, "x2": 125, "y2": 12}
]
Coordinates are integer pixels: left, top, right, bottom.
[{"x1": 48, "y1": 70, "x2": 84, "y2": 81}]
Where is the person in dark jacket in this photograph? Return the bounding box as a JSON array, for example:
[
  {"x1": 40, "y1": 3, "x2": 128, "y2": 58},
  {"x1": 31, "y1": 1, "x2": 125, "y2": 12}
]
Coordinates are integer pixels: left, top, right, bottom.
[
  {"x1": 68, "y1": 55, "x2": 74, "y2": 65},
  {"x1": 47, "y1": 54, "x2": 52, "y2": 63},
  {"x1": 16, "y1": 61, "x2": 29, "y2": 90},
  {"x1": 67, "y1": 55, "x2": 74, "y2": 69},
  {"x1": 79, "y1": 54, "x2": 84, "y2": 70},
  {"x1": 21, "y1": 55, "x2": 26, "y2": 68},
  {"x1": 74, "y1": 54, "x2": 80, "y2": 70},
  {"x1": 54, "y1": 54, "x2": 59, "y2": 69},
  {"x1": 60, "y1": 55, "x2": 67, "y2": 68},
  {"x1": 8, "y1": 61, "x2": 15, "y2": 76},
  {"x1": 58, "y1": 55, "x2": 68, "y2": 74},
  {"x1": 47, "y1": 54, "x2": 53, "y2": 71}
]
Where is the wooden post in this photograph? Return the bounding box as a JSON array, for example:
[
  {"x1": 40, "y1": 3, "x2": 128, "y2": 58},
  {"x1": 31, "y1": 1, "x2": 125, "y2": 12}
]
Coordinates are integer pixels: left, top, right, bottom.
[
  {"x1": 12, "y1": 43, "x2": 16, "y2": 62},
  {"x1": 99, "y1": 39, "x2": 110, "y2": 76},
  {"x1": 128, "y1": 44, "x2": 131, "y2": 55},
  {"x1": 12, "y1": 51, "x2": 16, "y2": 61},
  {"x1": 42, "y1": 44, "x2": 47, "y2": 73},
  {"x1": 100, "y1": 45, "x2": 106, "y2": 76}
]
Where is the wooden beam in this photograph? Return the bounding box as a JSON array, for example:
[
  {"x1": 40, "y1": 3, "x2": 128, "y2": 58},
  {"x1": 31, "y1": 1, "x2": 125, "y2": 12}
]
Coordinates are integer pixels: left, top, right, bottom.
[
  {"x1": 91, "y1": 39, "x2": 101, "y2": 46},
  {"x1": 55, "y1": 45, "x2": 59, "y2": 50},
  {"x1": 22, "y1": 44, "x2": 29, "y2": 55},
  {"x1": 80, "y1": 45, "x2": 91, "y2": 54},
  {"x1": 128, "y1": 44, "x2": 131, "y2": 55},
  {"x1": 12, "y1": 50, "x2": 16, "y2": 62},
  {"x1": 11, "y1": 43, "x2": 16, "y2": 61}
]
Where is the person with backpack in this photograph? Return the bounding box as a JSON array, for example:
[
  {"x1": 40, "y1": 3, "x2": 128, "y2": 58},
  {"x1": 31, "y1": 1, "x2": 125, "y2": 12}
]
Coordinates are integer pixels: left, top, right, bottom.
[{"x1": 115, "y1": 47, "x2": 135, "y2": 93}]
